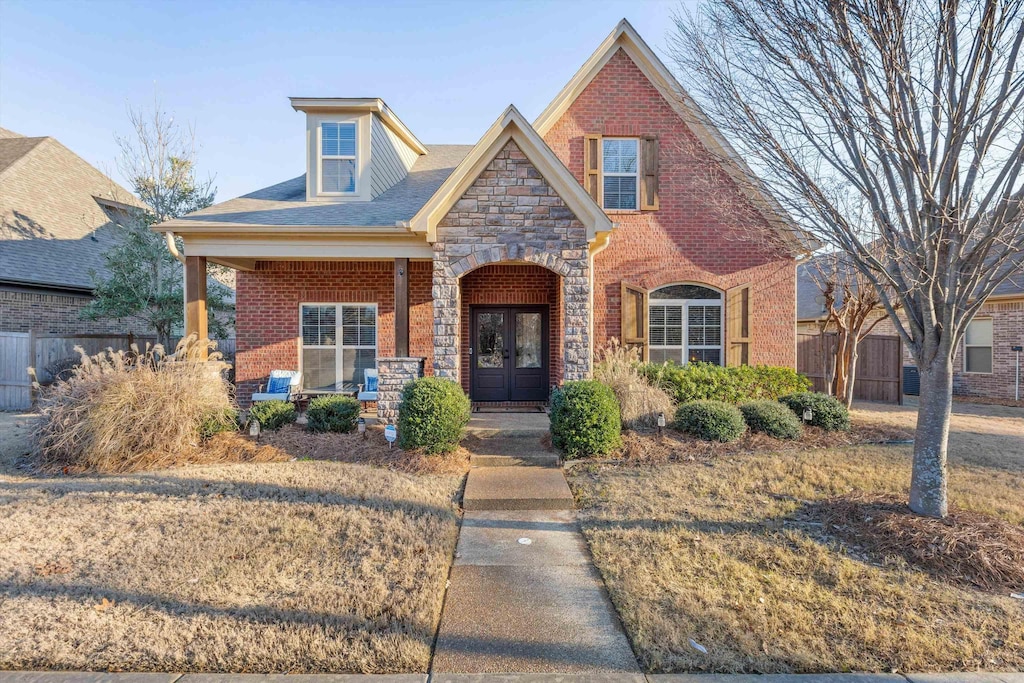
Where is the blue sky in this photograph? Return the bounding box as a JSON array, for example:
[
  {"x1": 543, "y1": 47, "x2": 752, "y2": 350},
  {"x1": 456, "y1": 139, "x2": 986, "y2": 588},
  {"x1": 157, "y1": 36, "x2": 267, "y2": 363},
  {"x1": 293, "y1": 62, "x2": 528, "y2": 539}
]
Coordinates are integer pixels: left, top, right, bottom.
[{"x1": 0, "y1": 0, "x2": 691, "y2": 201}]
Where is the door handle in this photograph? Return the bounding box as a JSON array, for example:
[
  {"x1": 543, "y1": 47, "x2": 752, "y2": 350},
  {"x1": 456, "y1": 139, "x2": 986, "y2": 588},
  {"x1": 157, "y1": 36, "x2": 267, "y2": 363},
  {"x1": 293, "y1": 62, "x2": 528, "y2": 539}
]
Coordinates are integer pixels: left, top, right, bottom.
[{"x1": 503, "y1": 349, "x2": 510, "y2": 359}]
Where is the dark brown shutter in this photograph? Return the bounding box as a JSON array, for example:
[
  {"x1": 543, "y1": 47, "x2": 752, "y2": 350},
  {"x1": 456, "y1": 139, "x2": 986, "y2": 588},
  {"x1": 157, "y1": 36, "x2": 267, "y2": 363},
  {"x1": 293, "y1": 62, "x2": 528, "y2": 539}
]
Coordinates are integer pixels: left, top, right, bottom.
[
  {"x1": 640, "y1": 136, "x2": 659, "y2": 210},
  {"x1": 621, "y1": 281, "x2": 649, "y2": 361},
  {"x1": 726, "y1": 284, "x2": 751, "y2": 366},
  {"x1": 584, "y1": 134, "x2": 602, "y2": 204}
]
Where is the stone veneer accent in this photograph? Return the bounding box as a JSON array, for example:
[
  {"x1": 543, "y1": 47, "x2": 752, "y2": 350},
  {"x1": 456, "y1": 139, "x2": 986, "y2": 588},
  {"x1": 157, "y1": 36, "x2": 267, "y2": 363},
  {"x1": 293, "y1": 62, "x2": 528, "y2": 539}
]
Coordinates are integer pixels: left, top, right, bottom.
[
  {"x1": 376, "y1": 357, "x2": 425, "y2": 423},
  {"x1": 432, "y1": 140, "x2": 591, "y2": 385}
]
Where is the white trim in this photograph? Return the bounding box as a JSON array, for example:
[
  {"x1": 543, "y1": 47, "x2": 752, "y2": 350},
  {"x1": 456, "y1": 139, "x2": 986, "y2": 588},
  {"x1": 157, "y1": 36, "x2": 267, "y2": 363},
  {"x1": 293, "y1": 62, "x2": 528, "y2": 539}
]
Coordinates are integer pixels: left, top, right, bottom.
[
  {"x1": 648, "y1": 283, "x2": 725, "y2": 366},
  {"x1": 299, "y1": 302, "x2": 379, "y2": 391},
  {"x1": 963, "y1": 317, "x2": 994, "y2": 375},
  {"x1": 601, "y1": 137, "x2": 640, "y2": 211},
  {"x1": 317, "y1": 121, "x2": 358, "y2": 196},
  {"x1": 290, "y1": 97, "x2": 427, "y2": 155}
]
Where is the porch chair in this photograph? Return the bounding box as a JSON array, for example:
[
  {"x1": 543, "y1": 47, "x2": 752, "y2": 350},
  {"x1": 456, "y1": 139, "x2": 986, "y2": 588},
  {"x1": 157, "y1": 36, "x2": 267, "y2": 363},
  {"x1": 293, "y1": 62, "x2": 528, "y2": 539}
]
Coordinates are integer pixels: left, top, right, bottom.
[
  {"x1": 251, "y1": 370, "x2": 301, "y2": 403},
  {"x1": 357, "y1": 368, "x2": 379, "y2": 409}
]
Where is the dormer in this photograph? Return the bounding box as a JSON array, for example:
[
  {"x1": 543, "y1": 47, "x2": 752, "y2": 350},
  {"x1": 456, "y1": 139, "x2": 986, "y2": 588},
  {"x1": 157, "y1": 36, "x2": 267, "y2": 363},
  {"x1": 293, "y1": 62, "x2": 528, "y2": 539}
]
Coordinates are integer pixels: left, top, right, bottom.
[{"x1": 290, "y1": 97, "x2": 428, "y2": 202}]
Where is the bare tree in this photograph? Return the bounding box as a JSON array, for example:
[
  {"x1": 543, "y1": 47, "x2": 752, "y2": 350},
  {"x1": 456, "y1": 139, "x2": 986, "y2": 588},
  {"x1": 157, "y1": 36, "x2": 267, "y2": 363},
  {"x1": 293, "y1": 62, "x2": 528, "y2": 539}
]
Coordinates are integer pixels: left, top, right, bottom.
[
  {"x1": 809, "y1": 252, "x2": 894, "y2": 408},
  {"x1": 670, "y1": 0, "x2": 1024, "y2": 517}
]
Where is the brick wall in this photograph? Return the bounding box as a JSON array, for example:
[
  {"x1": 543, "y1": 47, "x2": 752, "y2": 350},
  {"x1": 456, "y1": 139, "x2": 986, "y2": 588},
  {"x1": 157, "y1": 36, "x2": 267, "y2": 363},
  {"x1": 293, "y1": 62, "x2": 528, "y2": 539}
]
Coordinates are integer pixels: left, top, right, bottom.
[
  {"x1": 543, "y1": 48, "x2": 798, "y2": 367},
  {"x1": 459, "y1": 263, "x2": 562, "y2": 393},
  {"x1": 0, "y1": 288, "x2": 151, "y2": 336},
  {"x1": 234, "y1": 260, "x2": 432, "y2": 405}
]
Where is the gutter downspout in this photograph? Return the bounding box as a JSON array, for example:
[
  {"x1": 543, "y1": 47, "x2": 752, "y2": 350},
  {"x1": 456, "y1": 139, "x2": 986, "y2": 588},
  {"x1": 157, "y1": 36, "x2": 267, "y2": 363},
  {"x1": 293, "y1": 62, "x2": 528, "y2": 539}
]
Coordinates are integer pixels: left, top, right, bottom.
[
  {"x1": 587, "y1": 227, "x2": 616, "y2": 376},
  {"x1": 164, "y1": 232, "x2": 188, "y2": 340}
]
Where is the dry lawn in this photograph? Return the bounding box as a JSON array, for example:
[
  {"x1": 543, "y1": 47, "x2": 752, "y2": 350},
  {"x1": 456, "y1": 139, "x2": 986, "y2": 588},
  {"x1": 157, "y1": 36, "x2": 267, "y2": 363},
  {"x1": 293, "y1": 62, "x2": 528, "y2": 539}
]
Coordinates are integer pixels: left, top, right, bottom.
[
  {"x1": 567, "y1": 403, "x2": 1024, "y2": 674},
  {"x1": 0, "y1": 412, "x2": 465, "y2": 674}
]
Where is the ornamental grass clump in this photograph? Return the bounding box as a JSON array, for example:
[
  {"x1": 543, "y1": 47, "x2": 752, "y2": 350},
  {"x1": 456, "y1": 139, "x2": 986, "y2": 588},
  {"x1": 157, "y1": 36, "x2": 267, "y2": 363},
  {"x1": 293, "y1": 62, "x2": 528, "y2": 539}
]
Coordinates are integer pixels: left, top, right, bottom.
[
  {"x1": 739, "y1": 400, "x2": 803, "y2": 439},
  {"x1": 593, "y1": 340, "x2": 676, "y2": 430},
  {"x1": 397, "y1": 377, "x2": 471, "y2": 455},
  {"x1": 673, "y1": 400, "x2": 746, "y2": 442},
  {"x1": 32, "y1": 336, "x2": 236, "y2": 473}
]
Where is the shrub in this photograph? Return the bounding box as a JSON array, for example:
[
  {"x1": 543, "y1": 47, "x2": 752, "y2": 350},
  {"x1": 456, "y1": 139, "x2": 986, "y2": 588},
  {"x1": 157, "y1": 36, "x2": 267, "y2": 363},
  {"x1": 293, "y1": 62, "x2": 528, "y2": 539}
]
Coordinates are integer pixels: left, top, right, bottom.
[
  {"x1": 779, "y1": 392, "x2": 851, "y2": 431},
  {"x1": 550, "y1": 380, "x2": 623, "y2": 458},
  {"x1": 32, "y1": 336, "x2": 235, "y2": 473},
  {"x1": 306, "y1": 395, "x2": 360, "y2": 433},
  {"x1": 593, "y1": 340, "x2": 676, "y2": 430},
  {"x1": 739, "y1": 400, "x2": 803, "y2": 439},
  {"x1": 641, "y1": 362, "x2": 811, "y2": 404},
  {"x1": 249, "y1": 400, "x2": 297, "y2": 431},
  {"x1": 673, "y1": 400, "x2": 746, "y2": 442},
  {"x1": 397, "y1": 377, "x2": 471, "y2": 454},
  {"x1": 199, "y1": 408, "x2": 240, "y2": 440}
]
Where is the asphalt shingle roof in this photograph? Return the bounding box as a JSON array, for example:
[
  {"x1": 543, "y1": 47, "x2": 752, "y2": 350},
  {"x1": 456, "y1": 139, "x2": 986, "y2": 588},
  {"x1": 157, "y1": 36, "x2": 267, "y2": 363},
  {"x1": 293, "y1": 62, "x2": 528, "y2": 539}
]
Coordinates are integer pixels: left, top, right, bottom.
[
  {"x1": 171, "y1": 144, "x2": 473, "y2": 227},
  {"x1": 0, "y1": 129, "x2": 144, "y2": 291}
]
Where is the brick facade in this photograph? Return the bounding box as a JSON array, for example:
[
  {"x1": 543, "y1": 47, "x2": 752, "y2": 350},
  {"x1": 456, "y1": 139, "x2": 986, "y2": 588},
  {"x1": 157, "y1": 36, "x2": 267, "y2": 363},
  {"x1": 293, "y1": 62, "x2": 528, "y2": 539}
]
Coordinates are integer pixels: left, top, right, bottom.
[
  {"x1": 542, "y1": 48, "x2": 797, "y2": 367},
  {"x1": 433, "y1": 140, "x2": 591, "y2": 385},
  {"x1": 234, "y1": 260, "x2": 433, "y2": 405},
  {"x1": 0, "y1": 288, "x2": 151, "y2": 336}
]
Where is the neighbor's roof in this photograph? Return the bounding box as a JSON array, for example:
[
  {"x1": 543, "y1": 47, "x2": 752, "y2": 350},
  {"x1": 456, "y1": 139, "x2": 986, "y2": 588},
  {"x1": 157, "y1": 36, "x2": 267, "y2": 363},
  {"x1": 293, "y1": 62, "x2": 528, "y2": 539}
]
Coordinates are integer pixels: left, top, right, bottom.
[
  {"x1": 0, "y1": 128, "x2": 145, "y2": 292},
  {"x1": 796, "y1": 255, "x2": 1024, "y2": 321},
  {"x1": 160, "y1": 145, "x2": 473, "y2": 230}
]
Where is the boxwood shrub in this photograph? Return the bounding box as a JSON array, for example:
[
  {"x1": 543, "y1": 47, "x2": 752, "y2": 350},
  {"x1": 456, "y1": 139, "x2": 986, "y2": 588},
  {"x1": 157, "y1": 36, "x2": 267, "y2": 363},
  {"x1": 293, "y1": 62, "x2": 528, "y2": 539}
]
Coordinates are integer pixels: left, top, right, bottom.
[
  {"x1": 306, "y1": 394, "x2": 360, "y2": 433},
  {"x1": 673, "y1": 400, "x2": 746, "y2": 442},
  {"x1": 641, "y1": 362, "x2": 811, "y2": 404},
  {"x1": 550, "y1": 380, "x2": 622, "y2": 459},
  {"x1": 199, "y1": 408, "x2": 240, "y2": 440},
  {"x1": 397, "y1": 377, "x2": 471, "y2": 454},
  {"x1": 249, "y1": 399, "x2": 297, "y2": 431},
  {"x1": 779, "y1": 392, "x2": 851, "y2": 431},
  {"x1": 739, "y1": 400, "x2": 803, "y2": 439}
]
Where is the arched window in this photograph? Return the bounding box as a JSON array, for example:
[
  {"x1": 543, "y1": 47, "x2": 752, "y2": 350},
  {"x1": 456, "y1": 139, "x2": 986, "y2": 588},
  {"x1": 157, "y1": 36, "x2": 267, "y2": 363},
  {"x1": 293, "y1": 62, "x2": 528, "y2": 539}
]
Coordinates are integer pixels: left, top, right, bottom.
[{"x1": 648, "y1": 283, "x2": 723, "y2": 365}]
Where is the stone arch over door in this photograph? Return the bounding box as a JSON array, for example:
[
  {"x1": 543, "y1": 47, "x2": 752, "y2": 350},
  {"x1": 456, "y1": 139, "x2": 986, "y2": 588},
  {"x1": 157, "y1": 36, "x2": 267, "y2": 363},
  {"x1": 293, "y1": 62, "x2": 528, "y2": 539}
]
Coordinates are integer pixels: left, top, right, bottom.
[{"x1": 431, "y1": 140, "x2": 591, "y2": 389}]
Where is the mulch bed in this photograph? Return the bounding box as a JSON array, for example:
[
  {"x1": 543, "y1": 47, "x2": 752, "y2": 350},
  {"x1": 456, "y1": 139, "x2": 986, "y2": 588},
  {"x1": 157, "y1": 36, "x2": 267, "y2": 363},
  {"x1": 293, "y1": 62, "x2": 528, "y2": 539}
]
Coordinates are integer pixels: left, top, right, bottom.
[
  {"x1": 610, "y1": 418, "x2": 914, "y2": 465},
  {"x1": 802, "y1": 493, "x2": 1024, "y2": 592},
  {"x1": 256, "y1": 423, "x2": 470, "y2": 475},
  {"x1": 954, "y1": 395, "x2": 1024, "y2": 408}
]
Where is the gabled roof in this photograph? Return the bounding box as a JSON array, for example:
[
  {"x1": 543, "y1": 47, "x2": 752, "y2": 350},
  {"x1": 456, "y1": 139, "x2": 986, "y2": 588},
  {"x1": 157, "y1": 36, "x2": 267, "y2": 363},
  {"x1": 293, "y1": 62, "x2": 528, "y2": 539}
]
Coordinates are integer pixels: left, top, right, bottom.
[
  {"x1": 0, "y1": 130, "x2": 144, "y2": 292},
  {"x1": 534, "y1": 19, "x2": 817, "y2": 254},
  {"x1": 408, "y1": 105, "x2": 613, "y2": 242},
  {"x1": 160, "y1": 144, "x2": 472, "y2": 231}
]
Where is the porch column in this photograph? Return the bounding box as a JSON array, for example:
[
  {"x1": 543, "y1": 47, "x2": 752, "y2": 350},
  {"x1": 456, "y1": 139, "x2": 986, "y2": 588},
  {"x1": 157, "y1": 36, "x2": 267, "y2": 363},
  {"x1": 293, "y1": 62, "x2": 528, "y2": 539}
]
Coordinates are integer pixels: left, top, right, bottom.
[
  {"x1": 394, "y1": 258, "x2": 409, "y2": 357},
  {"x1": 185, "y1": 255, "x2": 208, "y2": 358}
]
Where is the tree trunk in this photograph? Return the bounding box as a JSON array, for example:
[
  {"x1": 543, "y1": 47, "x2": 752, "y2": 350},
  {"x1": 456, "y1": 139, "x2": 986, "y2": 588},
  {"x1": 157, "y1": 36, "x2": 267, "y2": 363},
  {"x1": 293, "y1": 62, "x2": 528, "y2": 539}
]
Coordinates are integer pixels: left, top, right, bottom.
[
  {"x1": 909, "y1": 358, "x2": 954, "y2": 518},
  {"x1": 843, "y1": 343, "x2": 858, "y2": 408}
]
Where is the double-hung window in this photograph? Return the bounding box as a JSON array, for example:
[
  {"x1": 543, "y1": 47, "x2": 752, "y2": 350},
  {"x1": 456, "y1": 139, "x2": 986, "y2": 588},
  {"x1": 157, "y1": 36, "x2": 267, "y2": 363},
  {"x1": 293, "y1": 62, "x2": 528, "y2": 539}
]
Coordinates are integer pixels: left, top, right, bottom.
[
  {"x1": 964, "y1": 318, "x2": 993, "y2": 373},
  {"x1": 602, "y1": 138, "x2": 639, "y2": 210},
  {"x1": 648, "y1": 284, "x2": 723, "y2": 365},
  {"x1": 301, "y1": 304, "x2": 377, "y2": 391},
  {"x1": 320, "y1": 122, "x2": 357, "y2": 194}
]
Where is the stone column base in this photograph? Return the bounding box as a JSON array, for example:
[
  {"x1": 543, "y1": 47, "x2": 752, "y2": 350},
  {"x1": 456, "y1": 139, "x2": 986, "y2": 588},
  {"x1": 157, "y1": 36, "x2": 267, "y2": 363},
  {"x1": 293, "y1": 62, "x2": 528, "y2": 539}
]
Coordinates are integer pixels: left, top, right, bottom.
[{"x1": 376, "y1": 357, "x2": 426, "y2": 424}]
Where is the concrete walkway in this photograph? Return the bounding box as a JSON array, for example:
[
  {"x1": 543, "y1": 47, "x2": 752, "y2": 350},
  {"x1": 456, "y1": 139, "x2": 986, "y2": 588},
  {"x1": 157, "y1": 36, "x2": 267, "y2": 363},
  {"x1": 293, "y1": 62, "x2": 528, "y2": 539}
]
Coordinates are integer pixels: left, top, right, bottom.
[{"x1": 430, "y1": 433, "x2": 640, "y2": 675}]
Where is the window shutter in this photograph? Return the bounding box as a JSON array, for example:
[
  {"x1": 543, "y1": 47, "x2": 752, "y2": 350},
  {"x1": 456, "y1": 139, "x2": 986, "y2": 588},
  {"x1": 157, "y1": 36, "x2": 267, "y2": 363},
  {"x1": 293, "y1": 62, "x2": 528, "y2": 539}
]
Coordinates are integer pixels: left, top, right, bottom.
[
  {"x1": 621, "y1": 281, "x2": 649, "y2": 361},
  {"x1": 584, "y1": 134, "x2": 602, "y2": 204},
  {"x1": 640, "y1": 136, "x2": 659, "y2": 211},
  {"x1": 726, "y1": 284, "x2": 751, "y2": 366}
]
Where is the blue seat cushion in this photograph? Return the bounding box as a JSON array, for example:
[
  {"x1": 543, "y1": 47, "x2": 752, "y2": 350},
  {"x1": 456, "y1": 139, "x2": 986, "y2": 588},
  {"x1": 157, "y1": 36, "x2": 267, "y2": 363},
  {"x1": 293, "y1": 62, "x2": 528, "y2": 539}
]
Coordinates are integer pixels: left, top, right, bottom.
[
  {"x1": 266, "y1": 375, "x2": 292, "y2": 395},
  {"x1": 365, "y1": 374, "x2": 378, "y2": 392}
]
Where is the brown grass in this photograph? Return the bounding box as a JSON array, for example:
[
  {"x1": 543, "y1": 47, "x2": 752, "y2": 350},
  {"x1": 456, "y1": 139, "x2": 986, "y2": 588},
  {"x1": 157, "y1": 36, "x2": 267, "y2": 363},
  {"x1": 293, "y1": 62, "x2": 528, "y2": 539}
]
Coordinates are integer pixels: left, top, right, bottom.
[
  {"x1": 594, "y1": 340, "x2": 676, "y2": 430},
  {"x1": 567, "y1": 413, "x2": 1024, "y2": 674},
  {"x1": 32, "y1": 337, "x2": 238, "y2": 473},
  {"x1": 0, "y1": 412, "x2": 464, "y2": 674}
]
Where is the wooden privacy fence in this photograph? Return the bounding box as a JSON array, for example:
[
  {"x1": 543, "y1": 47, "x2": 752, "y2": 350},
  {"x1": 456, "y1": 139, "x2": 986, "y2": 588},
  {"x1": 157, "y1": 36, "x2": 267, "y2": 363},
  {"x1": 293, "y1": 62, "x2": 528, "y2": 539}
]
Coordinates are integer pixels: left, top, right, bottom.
[
  {"x1": 797, "y1": 333, "x2": 903, "y2": 404},
  {"x1": 0, "y1": 332, "x2": 33, "y2": 411}
]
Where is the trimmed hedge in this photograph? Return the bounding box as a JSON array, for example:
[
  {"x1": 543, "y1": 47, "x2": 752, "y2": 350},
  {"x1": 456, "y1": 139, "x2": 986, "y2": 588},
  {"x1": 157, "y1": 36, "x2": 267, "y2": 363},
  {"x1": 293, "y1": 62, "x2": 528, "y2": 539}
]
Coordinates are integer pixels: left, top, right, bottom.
[
  {"x1": 739, "y1": 400, "x2": 803, "y2": 439},
  {"x1": 641, "y1": 362, "x2": 811, "y2": 404},
  {"x1": 550, "y1": 380, "x2": 622, "y2": 459},
  {"x1": 307, "y1": 395, "x2": 360, "y2": 433},
  {"x1": 397, "y1": 377, "x2": 471, "y2": 455},
  {"x1": 673, "y1": 400, "x2": 747, "y2": 442},
  {"x1": 249, "y1": 399, "x2": 297, "y2": 431},
  {"x1": 779, "y1": 392, "x2": 851, "y2": 431}
]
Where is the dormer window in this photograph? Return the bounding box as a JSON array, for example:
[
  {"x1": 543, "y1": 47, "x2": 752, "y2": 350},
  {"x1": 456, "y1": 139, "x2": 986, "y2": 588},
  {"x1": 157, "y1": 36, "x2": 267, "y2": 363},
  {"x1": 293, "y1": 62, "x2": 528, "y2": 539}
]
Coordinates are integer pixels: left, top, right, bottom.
[{"x1": 320, "y1": 121, "x2": 357, "y2": 194}]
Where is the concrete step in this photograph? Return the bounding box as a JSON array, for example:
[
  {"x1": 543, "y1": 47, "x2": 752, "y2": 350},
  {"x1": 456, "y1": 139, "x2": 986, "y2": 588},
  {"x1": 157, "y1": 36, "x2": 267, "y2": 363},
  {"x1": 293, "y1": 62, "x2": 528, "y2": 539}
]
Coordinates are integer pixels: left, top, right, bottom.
[
  {"x1": 465, "y1": 413, "x2": 550, "y2": 438},
  {"x1": 470, "y1": 453, "x2": 561, "y2": 468},
  {"x1": 463, "y1": 466, "x2": 575, "y2": 511}
]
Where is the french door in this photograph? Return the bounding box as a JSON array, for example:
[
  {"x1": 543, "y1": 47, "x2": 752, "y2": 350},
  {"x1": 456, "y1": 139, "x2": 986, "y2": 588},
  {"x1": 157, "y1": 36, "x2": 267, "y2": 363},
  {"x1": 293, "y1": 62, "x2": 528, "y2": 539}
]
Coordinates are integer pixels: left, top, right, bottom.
[{"x1": 470, "y1": 306, "x2": 548, "y2": 402}]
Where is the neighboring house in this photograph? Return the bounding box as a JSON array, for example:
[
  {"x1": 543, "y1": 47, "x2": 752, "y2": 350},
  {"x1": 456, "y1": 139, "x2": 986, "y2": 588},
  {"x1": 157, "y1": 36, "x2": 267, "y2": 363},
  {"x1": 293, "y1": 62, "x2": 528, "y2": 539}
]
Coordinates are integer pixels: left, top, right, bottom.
[
  {"x1": 797, "y1": 258, "x2": 1024, "y2": 401},
  {"x1": 158, "y1": 20, "x2": 812, "y2": 415},
  {"x1": 0, "y1": 127, "x2": 152, "y2": 336}
]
